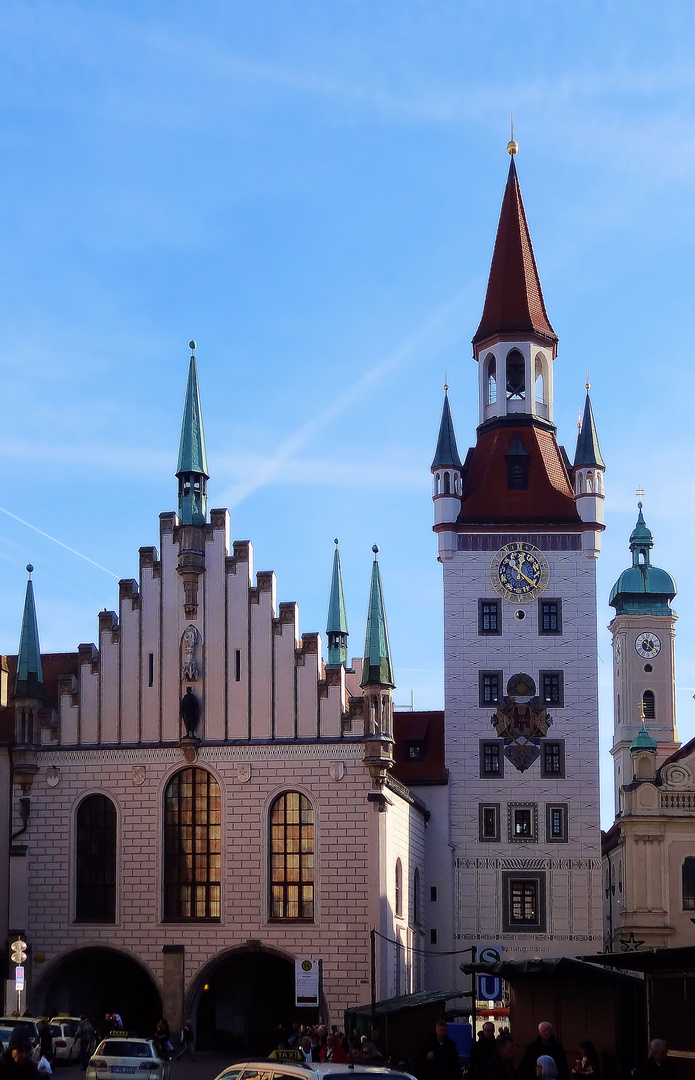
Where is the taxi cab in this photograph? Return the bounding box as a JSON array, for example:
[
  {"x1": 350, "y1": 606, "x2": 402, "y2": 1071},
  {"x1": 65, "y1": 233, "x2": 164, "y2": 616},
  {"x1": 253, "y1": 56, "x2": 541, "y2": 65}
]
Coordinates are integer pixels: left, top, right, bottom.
[
  {"x1": 49, "y1": 1018, "x2": 81, "y2": 1063},
  {"x1": 214, "y1": 1061, "x2": 418, "y2": 1080},
  {"x1": 86, "y1": 1035, "x2": 166, "y2": 1080}
]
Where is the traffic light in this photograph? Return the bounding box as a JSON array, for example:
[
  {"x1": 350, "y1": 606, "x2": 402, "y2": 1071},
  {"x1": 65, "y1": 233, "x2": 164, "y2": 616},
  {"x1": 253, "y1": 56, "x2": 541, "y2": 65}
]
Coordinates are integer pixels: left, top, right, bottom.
[{"x1": 10, "y1": 940, "x2": 27, "y2": 964}]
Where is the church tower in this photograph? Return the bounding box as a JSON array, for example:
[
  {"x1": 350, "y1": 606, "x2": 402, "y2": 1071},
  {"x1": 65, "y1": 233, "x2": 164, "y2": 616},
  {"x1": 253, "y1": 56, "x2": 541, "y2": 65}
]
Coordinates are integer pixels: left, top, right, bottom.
[
  {"x1": 433, "y1": 144, "x2": 604, "y2": 969},
  {"x1": 608, "y1": 502, "x2": 678, "y2": 812}
]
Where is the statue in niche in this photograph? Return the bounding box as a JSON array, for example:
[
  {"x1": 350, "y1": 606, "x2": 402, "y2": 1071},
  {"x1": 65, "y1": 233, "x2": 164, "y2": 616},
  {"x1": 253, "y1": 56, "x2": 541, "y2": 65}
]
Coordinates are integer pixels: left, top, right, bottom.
[
  {"x1": 180, "y1": 686, "x2": 200, "y2": 737},
  {"x1": 181, "y1": 624, "x2": 200, "y2": 681}
]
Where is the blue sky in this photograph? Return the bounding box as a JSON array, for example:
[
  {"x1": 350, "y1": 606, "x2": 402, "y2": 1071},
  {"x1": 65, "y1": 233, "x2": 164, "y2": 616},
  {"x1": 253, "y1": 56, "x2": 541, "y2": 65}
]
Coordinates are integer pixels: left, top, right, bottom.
[{"x1": 0, "y1": 1, "x2": 692, "y2": 827}]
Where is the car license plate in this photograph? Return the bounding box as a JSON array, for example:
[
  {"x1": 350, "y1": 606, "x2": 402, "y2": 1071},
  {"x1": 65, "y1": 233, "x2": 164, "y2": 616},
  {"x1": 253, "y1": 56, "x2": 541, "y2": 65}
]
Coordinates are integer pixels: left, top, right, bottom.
[{"x1": 110, "y1": 1068, "x2": 136, "y2": 1074}]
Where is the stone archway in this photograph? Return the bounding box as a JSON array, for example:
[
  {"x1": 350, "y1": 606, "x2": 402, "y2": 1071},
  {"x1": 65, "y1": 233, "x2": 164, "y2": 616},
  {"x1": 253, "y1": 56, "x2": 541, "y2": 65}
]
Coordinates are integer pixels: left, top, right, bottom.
[
  {"x1": 33, "y1": 947, "x2": 162, "y2": 1036},
  {"x1": 188, "y1": 947, "x2": 319, "y2": 1055}
]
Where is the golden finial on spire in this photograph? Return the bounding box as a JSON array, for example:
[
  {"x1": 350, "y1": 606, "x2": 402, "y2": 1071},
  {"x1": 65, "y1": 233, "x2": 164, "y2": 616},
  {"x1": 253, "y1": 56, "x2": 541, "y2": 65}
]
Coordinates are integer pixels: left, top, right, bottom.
[
  {"x1": 507, "y1": 114, "x2": 518, "y2": 156},
  {"x1": 585, "y1": 367, "x2": 590, "y2": 392},
  {"x1": 444, "y1": 369, "x2": 448, "y2": 393}
]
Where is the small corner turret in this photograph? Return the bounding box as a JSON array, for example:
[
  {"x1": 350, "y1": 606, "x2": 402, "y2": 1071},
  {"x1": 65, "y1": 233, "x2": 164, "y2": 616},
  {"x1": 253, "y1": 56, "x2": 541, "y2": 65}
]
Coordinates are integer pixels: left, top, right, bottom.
[
  {"x1": 431, "y1": 385, "x2": 463, "y2": 560},
  {"x1": 573, "y1": 386, "x2": 606, "y2": 557},
  {"x1": 360, "y1": 545, "x2": 395, "y2": 803},
  {"x1": 326, "y1": 539, "x2": 348, "y2": 668},
  {"x1": 176, "y1": 341, "x2": 209, "y2": 527}
]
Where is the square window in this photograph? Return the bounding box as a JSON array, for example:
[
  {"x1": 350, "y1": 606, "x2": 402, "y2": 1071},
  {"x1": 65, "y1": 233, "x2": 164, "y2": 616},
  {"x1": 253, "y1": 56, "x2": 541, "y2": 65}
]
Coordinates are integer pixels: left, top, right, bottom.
[
  {"x1": 502, "y1": 872, "x2": 546, "y2": 932},
  {"x1": 480, "y1": 741, "x2": 504, "y2": 778},
  {"x1": 479, "y1": 600, "x2": 501, "y2": 635},
  {"x1": 541, "y1": 741, "x2": 565, "y2": 779},
  {"x1": 508, "y1": 802, "x2": 538, "y2": 843},
  {"x1": 479, "y1": 671, "x2": 503, "y2": 707},
  {"x1": 546, "y1": 803, "x2": 568, "y2": 843},
  {"x1": 479, "y1": 803, "x2": 501, "y2": 842},
  {"x1": 405, "y1": 742, "x2": 425, "y2": 761},
  {"x1": 539, "y1": 599, "x2": 562, "y2": 635},
  {"x1": 540, "y1": 670, "x2": 564, "y2": 707}
]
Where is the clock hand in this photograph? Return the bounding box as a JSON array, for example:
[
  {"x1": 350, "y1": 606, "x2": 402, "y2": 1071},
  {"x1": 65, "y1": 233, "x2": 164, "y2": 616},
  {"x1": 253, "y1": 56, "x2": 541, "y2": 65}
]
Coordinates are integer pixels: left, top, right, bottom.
[{"x1": 515, "y1": 567, "x2": 537, "y2": 587}]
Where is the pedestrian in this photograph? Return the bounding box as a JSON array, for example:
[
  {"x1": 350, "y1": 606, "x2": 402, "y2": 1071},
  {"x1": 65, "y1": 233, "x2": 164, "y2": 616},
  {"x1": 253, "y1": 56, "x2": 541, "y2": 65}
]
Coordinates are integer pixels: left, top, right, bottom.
[
  {"x1": 571, "y1": 1042, "x2": 600, "y2": 1078},
  {"x1": 536, "y1": 1057, "x2": 558, "y2": 1079},
  {"x1": 320, "y1": 1034, "x2": 349, "y2": 1064},
  {"x1": 75, "y1": 1016, "x2": 95, "y2": 1072},
  {"x1": 36, "y1": 1022, "x2": 52, "y2": 1065},
  {"x1": 417, "y1": 1020, "x2": 462, "y2": 1080},
  {"x1": 485, "y1": 1034, "x2": 516, "y2": 1080},
  {"x1": 519, "y1": 1024, "x2": 569, "y2": 1080},
  {"x1": 154, "y1": 1019, "x2": 170, "y2": 1061},
  {"x1": 175, "y1": 1019, "x2": 196, "y2": 1063},
  {"x1": 634, "y1": 1039, "x2": 676, "y2": 1079},
  {"x1": 469, "y1": 1023, "x2": 498, "y2": 1078},
  {"x1": 0, "y1": 1028, "x2": 41, "y2": 1078}
]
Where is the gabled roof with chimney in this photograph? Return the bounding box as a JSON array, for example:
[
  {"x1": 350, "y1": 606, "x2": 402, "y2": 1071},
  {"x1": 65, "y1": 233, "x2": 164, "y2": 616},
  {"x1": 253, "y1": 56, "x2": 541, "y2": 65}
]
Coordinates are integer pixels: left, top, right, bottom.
[{"x1": 472, "y1": 157, "x2": 557, "y2": 351}]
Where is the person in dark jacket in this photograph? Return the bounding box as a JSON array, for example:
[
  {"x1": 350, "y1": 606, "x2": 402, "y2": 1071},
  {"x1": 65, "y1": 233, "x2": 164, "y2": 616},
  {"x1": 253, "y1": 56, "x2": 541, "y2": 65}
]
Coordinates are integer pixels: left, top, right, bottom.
[
  {"x1": 485, "y1": 1034, "x2": 516, "y2": 1079},
  {"x1": 0, "y1": 1029, "x2": 41, "y2": 1079},
  {"x1": 418, "y1": 1020, "x2": 462, "y2": 1080},
  {"x1": 519, "y1": 1024, "x2": 569, "y2": 1080},
  {"x1": 634, "y1": 1040, "x2": 676, "y2": 1079},
  {"x1": 469, "y1": 1023, "x2": 498, "y2": 1078}
]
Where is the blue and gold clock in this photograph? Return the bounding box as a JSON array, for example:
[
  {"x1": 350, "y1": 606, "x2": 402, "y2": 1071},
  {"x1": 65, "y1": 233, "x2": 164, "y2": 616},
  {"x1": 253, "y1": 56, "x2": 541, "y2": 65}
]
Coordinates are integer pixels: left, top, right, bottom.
[{"x1": 489, "y1": 542, "x2": 550, "y2": 603}]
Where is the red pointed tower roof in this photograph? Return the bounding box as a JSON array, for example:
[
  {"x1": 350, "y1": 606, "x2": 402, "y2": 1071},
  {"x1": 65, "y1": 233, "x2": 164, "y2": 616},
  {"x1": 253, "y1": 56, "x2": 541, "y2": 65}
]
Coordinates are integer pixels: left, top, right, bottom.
[{"x1": 472, "y1": 156, "x2": 557, "y2": 351}]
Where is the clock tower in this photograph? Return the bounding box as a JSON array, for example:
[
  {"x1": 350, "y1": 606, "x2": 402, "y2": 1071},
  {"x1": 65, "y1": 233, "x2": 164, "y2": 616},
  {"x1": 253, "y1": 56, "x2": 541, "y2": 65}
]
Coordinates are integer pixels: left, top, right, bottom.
[
  {"x1": 608, "y1": 503, "x2": 678, "y2": 813},
  {"x1": 430, "y1": 145, "x2": 604, "y2": 979}
]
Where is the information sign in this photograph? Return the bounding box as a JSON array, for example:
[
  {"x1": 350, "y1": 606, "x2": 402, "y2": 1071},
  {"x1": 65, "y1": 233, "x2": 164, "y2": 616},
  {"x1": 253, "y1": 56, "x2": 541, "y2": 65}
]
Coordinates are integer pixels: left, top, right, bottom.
[
  {"x1": 15, "y1": 966, "x2": 25, "y2": 991},
  {"x1": 294, "y1": 958, "x2": 320, "y2": 1007}
]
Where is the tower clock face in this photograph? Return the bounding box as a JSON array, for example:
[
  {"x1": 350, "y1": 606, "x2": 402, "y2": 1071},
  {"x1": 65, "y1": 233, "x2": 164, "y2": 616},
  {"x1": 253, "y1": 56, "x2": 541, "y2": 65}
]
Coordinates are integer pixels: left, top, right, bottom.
[
  {"x1": 635, "y1": 632, "x2": 661, "y2": 658},
  {"x1": 490, "y1": 542, "x2": 550, "y2": 603}
]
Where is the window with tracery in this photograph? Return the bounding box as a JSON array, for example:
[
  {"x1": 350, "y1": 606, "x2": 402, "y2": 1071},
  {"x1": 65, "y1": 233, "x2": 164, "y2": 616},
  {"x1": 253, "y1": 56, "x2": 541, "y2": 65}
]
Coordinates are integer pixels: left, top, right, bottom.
[
  {"x1": 164, "y1": 768, "x2": 221, "y2": 920},
  {"x1": 270, "y1": 791, "x2": 314, "y2": 920}
]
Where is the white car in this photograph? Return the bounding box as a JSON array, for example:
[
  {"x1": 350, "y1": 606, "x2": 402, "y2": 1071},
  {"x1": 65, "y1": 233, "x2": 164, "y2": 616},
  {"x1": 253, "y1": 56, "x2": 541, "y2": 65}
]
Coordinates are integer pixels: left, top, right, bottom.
[
  {"x1": 49, "y1": 1019, "x2": 81, "y2": 1063},
  {"x1": 214, "y1": 1061, "x2": 418, "y2": 1080},
  {"x1": 86, "y1": 1037, "x2": 165, "y2": 1080}
]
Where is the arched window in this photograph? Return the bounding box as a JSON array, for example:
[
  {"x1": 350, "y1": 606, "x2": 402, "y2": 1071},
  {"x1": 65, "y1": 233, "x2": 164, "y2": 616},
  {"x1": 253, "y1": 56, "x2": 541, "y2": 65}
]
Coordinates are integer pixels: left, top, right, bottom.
[
  {"x1": 75, "y1": 794, "x2": 117, "y2": 923},
  {"x1": 395, "y1": 858, "x2": 403, "y2": 918},
  {"x1": 486, "y1": 356, "x2": 497, "y2": 404},
  {"x1": 534, "y1": 355, "x2": 546, "y2": 403},
  {"x1": 643, "y1": 690, "x2": 656, "y2": 719},
  {"x1": 164, "y1": 768, "x2": 221, "y2": 920},
  {"x1": 506, "y1": 350, "x2": 525, "y2": 400},
  {"x1": 443, "y1": 472, "x2": 451, "y2": 494},
  {"x1": 412, "y1": 868, "x2": 420, "y2": 925},
  {"x1": 682, "y1": 858, "x2": 695, "y2": 910},
  {"x1": 270, "y1": 791, "x2": 314, "y2": 920}
]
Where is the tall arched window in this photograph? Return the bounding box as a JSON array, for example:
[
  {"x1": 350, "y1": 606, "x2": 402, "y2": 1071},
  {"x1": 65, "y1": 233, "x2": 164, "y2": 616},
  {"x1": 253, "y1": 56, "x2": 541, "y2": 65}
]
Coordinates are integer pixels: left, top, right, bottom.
[
  {"x1": 642, "y1": 690, "x2": 656, "y2": 719},
  {"x1": 486, "y1": 356, "x2": 497, "y2": 404},
  {"x1": 534, "y1": 355, "x2": 546, "y2": 403},
  {"x1": 164, "y1": 768, "x2": 221, "y2": 920},
  {"x1": 682, "y1": 858, "x2": 695, "y2": 910},
  {"x1": 412, "y1": 868, "x2": 420, "y2": 925},
  {"x1": 270, "y1": 791, "x2": 314, "y2": 920},
  {"x1": 75, "y1": 794, "x2": 117, "y2": 923},
  {"x1": 395, "y1": 858, "x2": 403, "y2": 918}
]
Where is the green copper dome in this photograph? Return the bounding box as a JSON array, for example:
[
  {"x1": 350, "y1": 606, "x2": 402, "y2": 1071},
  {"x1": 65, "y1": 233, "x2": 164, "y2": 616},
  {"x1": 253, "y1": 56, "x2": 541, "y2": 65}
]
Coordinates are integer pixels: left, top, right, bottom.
[
  {"x1": 609, "y1": 503, "x2": 676, "y2": 616},
  {"x1": 630, "y1": 721, "x2": 657, "y2": 754}
]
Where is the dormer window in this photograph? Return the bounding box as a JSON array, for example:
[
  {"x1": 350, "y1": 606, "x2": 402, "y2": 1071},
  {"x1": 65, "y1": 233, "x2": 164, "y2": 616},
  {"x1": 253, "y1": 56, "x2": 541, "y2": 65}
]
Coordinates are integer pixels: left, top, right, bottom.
[
  {"x1": 505, "y1": 435, "x2": 529, "y2": 490},
  {"x1": 506, "y1": 350, "x2": 526, "y2": 400}
]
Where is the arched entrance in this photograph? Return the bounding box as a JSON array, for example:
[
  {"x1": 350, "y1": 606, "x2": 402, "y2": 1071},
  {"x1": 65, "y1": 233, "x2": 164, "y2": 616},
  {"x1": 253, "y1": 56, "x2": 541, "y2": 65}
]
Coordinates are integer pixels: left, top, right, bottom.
[
  {"x1": 33, "y1": 947, "x2": 162, "y2": 1036},
  {"x1": 190, "y1": 949, "x2": 318, "y2": 1055}
]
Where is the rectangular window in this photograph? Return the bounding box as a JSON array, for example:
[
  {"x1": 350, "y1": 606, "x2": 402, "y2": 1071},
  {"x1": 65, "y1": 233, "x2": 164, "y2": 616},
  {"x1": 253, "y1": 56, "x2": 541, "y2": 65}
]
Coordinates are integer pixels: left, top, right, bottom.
[
  {"x1": 479, "y1": 803, "x2": 501, "y2": 842},
  {"x1": 235, "y1": 649, "x2": 241, "y2": 683},
  {"x1": 546, "y1": 803, "x2": 568, "y2": 843},
  {"x1": 508, "y1": 802, "x2": 538, "y2": 843},
  {"x1": 430, "y1": 887, "x2": 437, "y2": 902},
  {"x1": 478, "y1": 600, "x2": 501, "y2": 635},
  {"x1": 539, "y1": 599, "x2": 562, "y2": 635},
  {"x1": 480, "y1": 741, "x2": 504, "y2": 778},
  {"x1": 541, "y1": 740, "x2": 565, "y2": 778},
  {"x1": 502, "y1": 871, "x2": 546, "y2": 932},
  {"x1": 540, "y1": 670, "x2": 564, "y2": 707},
  {"x1": 430, "y1": 929, "x2": 437, "y2": 944},
  {"x1": 479, "y1": 671, "x2": 502, "y2": 707},
  {"x1": 148, "y1": 653, "x2": 154, "y2": 688}
]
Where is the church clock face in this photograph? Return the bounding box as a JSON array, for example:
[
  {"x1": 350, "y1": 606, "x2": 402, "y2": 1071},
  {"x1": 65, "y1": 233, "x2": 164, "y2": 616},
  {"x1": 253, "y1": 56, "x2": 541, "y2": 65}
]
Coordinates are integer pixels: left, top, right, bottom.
[
  {"x1": 635, "y1": 632, "x2": 661, "y2": 658},
  {"x1": 489, "y1": 542, "x2": 550, "y2": 604}
]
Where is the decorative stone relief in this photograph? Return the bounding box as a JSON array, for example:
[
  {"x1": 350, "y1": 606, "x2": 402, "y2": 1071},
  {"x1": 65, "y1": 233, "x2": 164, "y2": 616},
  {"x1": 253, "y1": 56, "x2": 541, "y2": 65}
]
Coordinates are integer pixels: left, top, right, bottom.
[
  {"x1": 181, "y1": 625, "x2": 200, "y2": 681},
  {"x1": 233, "y1": 762, "x2": 252, "y2": 783},
  {"x1": 46, "y1": 766, "x2": 60, "y2": 788},
  {"x1": 131, "y1": 765, "x2": 146, "y2": 786},
  {"x1": 328, "y1": 761, "x2": 345, "y2": 781}
]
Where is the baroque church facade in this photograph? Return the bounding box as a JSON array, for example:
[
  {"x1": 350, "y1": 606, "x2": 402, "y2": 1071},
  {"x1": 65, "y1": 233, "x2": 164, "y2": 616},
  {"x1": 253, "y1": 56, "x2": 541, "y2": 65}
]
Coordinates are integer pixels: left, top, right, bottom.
[{"x1": 1, "y1": 146, "x2": 687, "y2": 1046}]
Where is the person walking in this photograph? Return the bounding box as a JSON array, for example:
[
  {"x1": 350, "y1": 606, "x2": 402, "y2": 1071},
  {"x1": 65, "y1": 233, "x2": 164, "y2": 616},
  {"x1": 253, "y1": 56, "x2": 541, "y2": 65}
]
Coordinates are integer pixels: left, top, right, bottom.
[
  {"x1": 75, "y1": 1017, "x2": 95, "y2": 1072},
  {"x1": 175, "y1": 1020, "x2": 196, "y2": 1063},
  {"x1": 485, "y1": 1034, "x2": 516, "y2": 1080},
  {"x1": 468, "y1": 1023, "x2": 497, "y2": 1078},
  {"x1": 418, "y1": 1020, "x2": 462, "y2": 1080}
]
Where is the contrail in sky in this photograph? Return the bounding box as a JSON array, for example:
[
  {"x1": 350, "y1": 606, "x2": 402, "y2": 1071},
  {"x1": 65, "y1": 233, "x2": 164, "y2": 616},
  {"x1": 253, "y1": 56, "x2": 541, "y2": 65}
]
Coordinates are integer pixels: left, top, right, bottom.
[{"x1": 0, "y1": 506, "x2": 120, "y2": 579}]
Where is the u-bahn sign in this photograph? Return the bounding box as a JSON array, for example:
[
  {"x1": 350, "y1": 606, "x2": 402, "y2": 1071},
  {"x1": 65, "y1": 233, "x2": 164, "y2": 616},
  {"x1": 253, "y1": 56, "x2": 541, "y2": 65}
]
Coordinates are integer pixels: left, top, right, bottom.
[{"x1": 295, "y1": 958, "x2": 320, "y2": 1008}]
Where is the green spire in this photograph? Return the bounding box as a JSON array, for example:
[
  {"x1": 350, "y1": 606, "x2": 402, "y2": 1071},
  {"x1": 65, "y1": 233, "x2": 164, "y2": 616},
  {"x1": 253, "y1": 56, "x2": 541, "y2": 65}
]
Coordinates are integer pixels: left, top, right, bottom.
[
  {"x1": 176, "y1": 342, "x2": 209, "y2": 525},
  {"x1": 574, "y1": 392, "x2": 605, "y2": 469},
  {"x1": 609, "y1": 501, "x2": 676, "y2": 616},
  {"x1": 630, "y1": 718, "x2": 658, "y2": 754},
  {"x1": 431, "y1": 388, "x2": 462, "y2": 470},
  {"x1": 360, "y1": 545, "x2": 394, "y2": 689},
  {"x1": 15, "y1": 564, "x2": 44, "y2": 700},
  {"x1": 326, "y1": 539, "x2": 349, "y2": 667}
]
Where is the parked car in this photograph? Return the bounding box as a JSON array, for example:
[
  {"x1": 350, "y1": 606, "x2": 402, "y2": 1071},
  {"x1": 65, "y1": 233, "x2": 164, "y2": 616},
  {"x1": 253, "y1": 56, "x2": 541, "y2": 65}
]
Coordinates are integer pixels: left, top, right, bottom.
[
  {"x1": 0, "y1": 1017, "x2": 42, "y2": 1064},
  {"x1": 214, "y1": 1062, "x2": 418, "y2": 1080},
  {"x1": 86, "y1": 1037, "x2": 165, "y2": 1080},
  {"x1": 49, "y1": 1020, "x2": 81, "y2": 1063}
]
